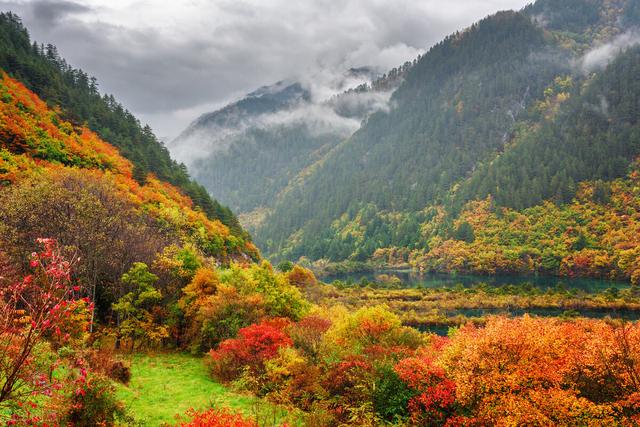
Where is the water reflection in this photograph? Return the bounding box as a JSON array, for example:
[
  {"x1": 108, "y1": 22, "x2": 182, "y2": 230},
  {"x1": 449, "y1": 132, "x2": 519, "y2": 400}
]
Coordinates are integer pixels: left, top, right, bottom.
[{"x1": 321, "y1": 270, "x2": 630, "y2": 293}]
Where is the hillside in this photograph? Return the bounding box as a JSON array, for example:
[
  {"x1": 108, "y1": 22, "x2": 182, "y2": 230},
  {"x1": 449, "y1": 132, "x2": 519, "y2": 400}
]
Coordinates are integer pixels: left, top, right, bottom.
[
  {"x1": 259, "y1": 8, "x2": 569, "y2": 258},
  {"x1": 0, "y1": 12, "x2": 244, "y2": 235},
  {"x1": 0, "y1": 72, "x2": 258, "y2": 318},
  {"x1": 232, "y1": 0, "x2": 640, "y2": 283}
]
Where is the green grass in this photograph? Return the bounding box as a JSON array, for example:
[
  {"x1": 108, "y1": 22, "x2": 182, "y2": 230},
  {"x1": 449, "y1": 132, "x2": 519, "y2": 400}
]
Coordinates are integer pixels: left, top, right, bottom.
[{"x1": 116, "y1": 353, "x2": 295, "y2": 426}]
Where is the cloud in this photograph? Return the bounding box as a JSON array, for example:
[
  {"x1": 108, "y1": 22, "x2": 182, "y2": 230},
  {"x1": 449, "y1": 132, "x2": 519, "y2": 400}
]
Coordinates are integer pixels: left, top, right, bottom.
[
  {"x1": 31, "y1": 0, "x2": 90, "y2": 25},
  {"x1": 581, "y1": 30, "x2": 640, "y2": 73},
  {"x1": 170, "y1": 91, "x2": 380, "y2": 167},
  {"x1": 0, "y1": 0, "x2": 531, "y2": 137}
]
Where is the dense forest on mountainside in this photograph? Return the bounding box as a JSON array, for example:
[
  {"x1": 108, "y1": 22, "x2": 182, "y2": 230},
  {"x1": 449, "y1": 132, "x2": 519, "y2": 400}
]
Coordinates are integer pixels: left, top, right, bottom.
[
  {"x1": 194, "y1": 124, "x2": 342, "y2": 215},
  {"x1": 258, "y1": 10, "x2": 569, "y2": 260},
  {"x1": 229, "y1": 0, "x2": 640, "y2": 280},
  {"x1": 173, "y1": 63, "x2": 413, "y2": 227},
  {"x1": 455, "y1": 46, "x2": 640, "y2": 210},
  {"x1": 0, "y1": 12, "x2": 244, "y2": 235}
]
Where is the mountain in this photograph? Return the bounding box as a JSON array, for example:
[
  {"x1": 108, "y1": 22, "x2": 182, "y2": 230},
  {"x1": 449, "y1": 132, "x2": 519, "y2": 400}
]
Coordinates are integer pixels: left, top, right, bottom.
[
  {"x1": 172, "y1": 0, "x2": 640, "y2": 283},
  {"x1": 259, "y1": 9, "x2": 568, "y2": 260},
  {"x1": 0, "y1": 12, "x2": 245, "y2": 237},
  {"x1": 170, "y1": 63, "x2": 411, "y2": 226}
]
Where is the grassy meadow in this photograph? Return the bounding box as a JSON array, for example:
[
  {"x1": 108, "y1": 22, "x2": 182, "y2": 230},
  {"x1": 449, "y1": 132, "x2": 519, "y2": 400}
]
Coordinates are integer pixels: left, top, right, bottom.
[{"x1": 115, "y1": 353, "x2": 296, "y2": 426}]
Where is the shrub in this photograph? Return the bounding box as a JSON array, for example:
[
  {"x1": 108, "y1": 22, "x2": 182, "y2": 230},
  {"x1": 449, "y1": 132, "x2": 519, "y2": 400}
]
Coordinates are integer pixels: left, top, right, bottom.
[
  {"x1": 323, "y1": 355, "x2": 375, "y2": 422},
  {"x1": 175, "y1": 408, "x2": 257, "y2": 427},
  {"x1": 322, "y1": 305, "x2": 423, "y2": 359},
  {"x1": 57, "y1": 373, "x2": 129, "y2": 427},
  {"x1": 285, "y1": 265, "x2": 317, "y2": 288},
  {"x1": 276, "y1": 260, "x2": 294, "y2": 272},
  {"x1": 0, "y1": 238, "x2": 86, "y2": 417},
  {"x1": 372, "y1": 364, "x2": 414, "y2": 422},
  {"x1": 287, "y1": 316, "x2": 332, "y2": 362},
  {"x1": 263, "y1": 347, "x2": 324, "y2": 409},
  {"x1": 82, "y1": 348, "x2": 131, "y2": 384},
  {"x1": 108, "y1": 360, "x2": 132, "y2": 385},
  {"x1": 394, "y1": 356, "x2": 457, "y2": 425},
  {"x1": 208, "y1": 320, "x2": 293, "y2": 382},
  {"x1": 183, "y1": 282, "x2": 266, "y2": 353},
  {"x1": 220, "y1": 262, "x2": 310, "y2": 320}
]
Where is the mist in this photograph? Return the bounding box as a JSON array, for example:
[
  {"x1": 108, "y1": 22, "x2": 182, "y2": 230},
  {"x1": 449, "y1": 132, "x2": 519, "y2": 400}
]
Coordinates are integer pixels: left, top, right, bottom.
[{"x1": 581, "y1": 30, "x2": 640, "y2": 72}]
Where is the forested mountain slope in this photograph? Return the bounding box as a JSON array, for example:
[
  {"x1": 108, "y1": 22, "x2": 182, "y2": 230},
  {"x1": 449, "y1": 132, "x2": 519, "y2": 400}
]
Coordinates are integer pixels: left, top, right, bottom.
[
  {"x1": 0, "y1": 72, "x2": 259, "y2": 317},
  {"x1": 171, "y1": 64, "x2": 412, "y2": 228},
  {"x1": 0, "y1": 14, "x2": 261, "y2": 318},
  {"x1": 0, "y1": 12, "x2": 244, "y2": 235},
  {"x1": 245, "y1": 0, "x2": 640, "y2": 282},
  {"x1": 259, "y1": 9, "x2": 570, "y2": 260}
]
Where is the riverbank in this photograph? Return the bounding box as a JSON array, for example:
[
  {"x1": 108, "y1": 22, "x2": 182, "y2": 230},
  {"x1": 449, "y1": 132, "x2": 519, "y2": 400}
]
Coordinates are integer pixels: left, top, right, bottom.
[{"x1": 308, "y1": 280, "x2": 640, "y2": 335}]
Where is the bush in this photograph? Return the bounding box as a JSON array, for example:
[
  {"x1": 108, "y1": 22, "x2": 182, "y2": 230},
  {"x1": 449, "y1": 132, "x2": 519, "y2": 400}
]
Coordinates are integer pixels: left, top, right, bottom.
[
  {"x1": 82, "y1": 349, "x2": 131, "y2": 384},
  {"x1": 372, "y1": 364, "x2": 414, "y2": 422},
  {"x1": 58, "y1": 373, "x2": 129, "y2": 427},
  {"x1": 276, "y1": 260, "x2": 294, "y2": 272},
  {"x1": 175, "y1": 408, "x2": 256, "y2": 426},
  {"x1": 287, "y1": 316, "x2": 332, "y2": 362},
  {"x1": 322, "y1": 305, "x2": 424, "y2": 359},
  {"x1": 323, "y1": 355, "x2": 375, "y2": 421},
  {"x1": 108, "y1": 360, "x2": 132, "y2": 385},
  {"x1": 394, "y1": 356, "x2": 456, "y2": 425},
  {"x1": 285, "y1": 265, "x2": 317, "y2": 288},
  {"x1": 220, "y1": 262, "x2": 310, "y2": 320},
  {"x1": 208, "y1": 320, "x2": 293, "y2": 382},
  {"x1": 263, "y1": 347, "x2": 324, "y2": 409},
  {"x1": 183, "y1": 282, "x2": 266, "y2": 353}
]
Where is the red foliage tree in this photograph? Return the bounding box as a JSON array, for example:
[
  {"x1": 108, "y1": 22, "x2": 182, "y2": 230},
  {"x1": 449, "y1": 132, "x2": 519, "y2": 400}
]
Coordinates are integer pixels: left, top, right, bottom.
[{"x1": 0, "y1": 238, "x2": 87, "y2": 421}]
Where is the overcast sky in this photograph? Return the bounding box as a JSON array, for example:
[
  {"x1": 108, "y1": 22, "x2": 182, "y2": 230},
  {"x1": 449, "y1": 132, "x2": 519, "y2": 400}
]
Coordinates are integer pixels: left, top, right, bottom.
[{"x1": 0, "y1": 0, "x2": 531, "y2": 138}]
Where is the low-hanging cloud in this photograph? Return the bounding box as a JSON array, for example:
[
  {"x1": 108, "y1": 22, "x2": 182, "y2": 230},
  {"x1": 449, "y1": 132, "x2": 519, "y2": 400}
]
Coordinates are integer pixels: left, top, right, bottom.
[
  {"x1": 0, "y1": 0, "x2": 530, "y2": 137},
  {"x1": 581, "y1": 30, "x2": 640, "y2": 73},
  {"x1": 170, "y1": 84, "x2": 392, "y2": 167}
]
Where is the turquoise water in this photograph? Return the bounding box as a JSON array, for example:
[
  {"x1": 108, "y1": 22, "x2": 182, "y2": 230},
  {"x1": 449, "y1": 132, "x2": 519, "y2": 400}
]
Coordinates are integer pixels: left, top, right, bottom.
[{"x1": 321, "y1": 270, "x2": 630, "y2": 293}]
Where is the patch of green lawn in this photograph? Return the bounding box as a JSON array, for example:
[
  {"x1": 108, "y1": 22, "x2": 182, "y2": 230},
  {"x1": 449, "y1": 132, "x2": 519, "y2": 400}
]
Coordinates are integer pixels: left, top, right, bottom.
[{"x1": 116, "y1": 353, "x2": 295, "y2": 426}]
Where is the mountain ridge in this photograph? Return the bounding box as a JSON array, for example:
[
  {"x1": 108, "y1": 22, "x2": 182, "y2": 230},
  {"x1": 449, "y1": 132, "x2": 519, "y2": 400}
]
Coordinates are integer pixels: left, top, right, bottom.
[{"x1": 172, "y1": 0, "x2": 640, "y2": 284}]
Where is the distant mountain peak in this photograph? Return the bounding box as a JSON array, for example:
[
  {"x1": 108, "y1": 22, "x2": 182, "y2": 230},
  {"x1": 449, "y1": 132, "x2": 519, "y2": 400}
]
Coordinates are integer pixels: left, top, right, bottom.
[{"x1": 247, "y1": 80, "x2": 301, "y2": 98}]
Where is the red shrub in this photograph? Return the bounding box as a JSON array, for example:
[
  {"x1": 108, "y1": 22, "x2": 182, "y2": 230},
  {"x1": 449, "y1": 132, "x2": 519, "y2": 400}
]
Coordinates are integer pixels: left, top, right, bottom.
[
  {"x1": 208, "y1": 320, "x2": 293, "y2": 382},
  {"x1": 323, "y1": 354, "x2": 374, "y2": 418},
  {"x1": 176, "y1": 408, "x2": 257, "y2": 427},
  {"x1": 0, "y1": 238, "x2": 88, "y2": 416},
  {"x1": 395, "y1": 357, "x2": 456, "y2": 424}
]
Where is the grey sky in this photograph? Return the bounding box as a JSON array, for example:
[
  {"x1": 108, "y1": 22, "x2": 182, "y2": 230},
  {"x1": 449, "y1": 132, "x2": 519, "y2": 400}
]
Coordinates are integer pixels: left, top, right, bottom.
[{"x1": 0, "y1": 0, "x2": 531, "y2": 138}]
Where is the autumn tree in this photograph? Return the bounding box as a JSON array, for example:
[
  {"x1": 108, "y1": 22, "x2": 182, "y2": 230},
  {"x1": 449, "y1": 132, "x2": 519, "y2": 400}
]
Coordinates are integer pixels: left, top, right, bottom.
[
  {"x1": 112, "y1": 263, "x2": 168, "y2": 351},
  {"x1": 0, "y1": 170, "x2": 171, "y2": 323},
  {"x1": 0, "y1": 238, "x2": 87, "y2": 419}
]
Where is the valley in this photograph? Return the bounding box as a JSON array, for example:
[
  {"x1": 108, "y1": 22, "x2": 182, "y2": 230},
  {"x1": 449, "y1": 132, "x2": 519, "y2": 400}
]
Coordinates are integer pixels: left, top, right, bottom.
[{"x1": 2, "y1": 0, "x2": 640, "y2": 425}]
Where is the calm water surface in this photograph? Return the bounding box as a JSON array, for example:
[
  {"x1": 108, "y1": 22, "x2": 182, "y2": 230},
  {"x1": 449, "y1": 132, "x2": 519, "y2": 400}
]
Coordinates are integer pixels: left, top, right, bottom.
[{"x1": 321, "y1": 270, "x2": 630, "y2": 293}]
